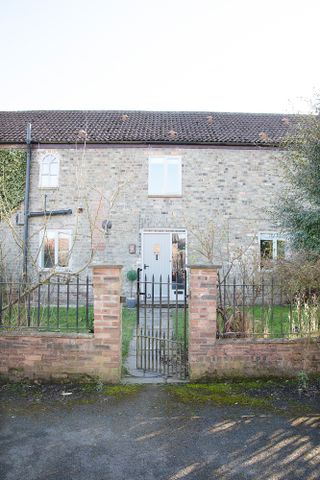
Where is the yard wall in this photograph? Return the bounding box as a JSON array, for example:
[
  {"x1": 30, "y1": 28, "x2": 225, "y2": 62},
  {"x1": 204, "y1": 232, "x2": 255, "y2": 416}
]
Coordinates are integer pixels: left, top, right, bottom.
[
  {"x1": 2, "y1": 264, "x2": 319, "y2": 383},
  {"x1": 188, "y1": 265, "x2": 320, "y2": 380},
  {"x1": 204, "y1": 338, "x2": 320, "y2": 378},
  {"x1": 0, "y1": 265, "x2": 122, "y2": 383}
]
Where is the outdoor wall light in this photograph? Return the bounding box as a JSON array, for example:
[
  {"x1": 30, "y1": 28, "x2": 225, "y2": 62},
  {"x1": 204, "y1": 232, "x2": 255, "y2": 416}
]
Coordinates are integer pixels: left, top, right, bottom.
[{"x1": 102, "y1": 220, "x2": 112, "y2": 235}]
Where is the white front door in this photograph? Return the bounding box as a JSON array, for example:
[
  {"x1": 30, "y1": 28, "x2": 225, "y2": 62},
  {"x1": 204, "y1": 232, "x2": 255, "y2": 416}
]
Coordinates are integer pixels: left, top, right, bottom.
[{"x1": 142, "y1": 231, "x2": 186, "y2": 300}]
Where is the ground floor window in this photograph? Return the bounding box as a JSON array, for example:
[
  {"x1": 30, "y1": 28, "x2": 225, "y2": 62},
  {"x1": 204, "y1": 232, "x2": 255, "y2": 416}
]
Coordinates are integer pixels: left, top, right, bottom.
[
  {"x1": 39, "y1": 230, "x2": 72, "y2": 269},
  {"x1": 259, "y1": 232, "x2": 286, "y2": 263}
]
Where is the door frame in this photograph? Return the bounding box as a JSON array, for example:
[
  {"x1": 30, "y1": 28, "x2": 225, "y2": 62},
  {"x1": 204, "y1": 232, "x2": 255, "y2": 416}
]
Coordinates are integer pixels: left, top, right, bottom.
[{"x1": 140, "y1": 228, "x2": 188, "y2": 300}]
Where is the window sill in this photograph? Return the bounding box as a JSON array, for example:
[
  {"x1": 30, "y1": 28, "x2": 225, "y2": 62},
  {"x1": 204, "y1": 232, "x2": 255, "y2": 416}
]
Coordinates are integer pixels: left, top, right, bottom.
[
  {"x1": 148, "y1": 194, "x2": 182, "y2": 198},
  {"x1": 39, "y1": 267, "x2": 72, "y2": 273}
]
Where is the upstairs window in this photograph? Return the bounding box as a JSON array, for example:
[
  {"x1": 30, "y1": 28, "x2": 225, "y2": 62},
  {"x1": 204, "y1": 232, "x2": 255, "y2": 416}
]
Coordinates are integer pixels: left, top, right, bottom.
[
  {"x1": 148, "y1": 156, "x2": 182, "y2": 196},
  {"x1": 259, "y1": 233, "x2": 286, "y2": 264},
  {"x1": 39, "y1": 154, "x2": 59, "y2": 188},
  {"x1": 39, "y1": 230, "x2": 72, "y2": 269}
]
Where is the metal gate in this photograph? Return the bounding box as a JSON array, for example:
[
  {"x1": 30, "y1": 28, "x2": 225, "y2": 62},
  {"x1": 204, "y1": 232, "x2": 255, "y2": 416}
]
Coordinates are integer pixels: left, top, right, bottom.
[{"x1": 135, "y1": 268, "x2": 188, "y2": 379}]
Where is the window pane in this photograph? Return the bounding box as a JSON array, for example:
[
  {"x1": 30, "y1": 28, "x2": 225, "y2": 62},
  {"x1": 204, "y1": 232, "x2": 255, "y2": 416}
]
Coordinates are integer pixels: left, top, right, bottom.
[
  {"x1": 42, "y1": 163, "x2": 50, "y2": 175},
  {"x1": 58, "y1": 234, "x2": 70, "y2": 267},
  {"x1": 260, "y1": 239, "x2": 273, "y2": 260},
  {"x1": 277, "y1": 240, "x2": 286, "y2": 259},
  {"x1": 48, "y1": 175, "x2": 59, "y2": 187},
  {"x1": 149, "y1": 162, "x2": 165, "y2": 194},
  {"x1": 44, "y1": 237, "x2": 55, "y2": 268},
  {"x1": 41, "y1": 175, "x2": 50, "y2": 187},
  {"x1": 40, "y1": 155, "x2": 59, "y2": 187},
  {"x1": 166, "y1": 162, "x2": 180, "y2": 194},
  {"x1": 50, "y1": 161, "x2": 59, "y2": 176},
  {"x1": 171, "y1": 233, "x2": 186, "y2": 291}
]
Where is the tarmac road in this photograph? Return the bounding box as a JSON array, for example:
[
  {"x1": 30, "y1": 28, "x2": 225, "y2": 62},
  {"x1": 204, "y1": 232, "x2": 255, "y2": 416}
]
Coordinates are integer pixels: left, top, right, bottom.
[{"x1": 0, "y1": 384, "x2": 319, "y2": 480}]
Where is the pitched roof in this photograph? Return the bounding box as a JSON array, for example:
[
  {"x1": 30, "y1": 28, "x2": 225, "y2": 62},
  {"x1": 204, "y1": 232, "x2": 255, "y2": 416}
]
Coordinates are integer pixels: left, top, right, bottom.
[{"x1": 0, "y1": 110, "x2": 299, "y2": 146}]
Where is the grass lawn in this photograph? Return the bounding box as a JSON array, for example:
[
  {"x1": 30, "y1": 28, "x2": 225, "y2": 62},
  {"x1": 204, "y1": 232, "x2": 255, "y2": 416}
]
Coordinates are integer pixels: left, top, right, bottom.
[
  {"x1": 2, "y1": 301, "x2": 318, "y2": 349},
  {"x1": 217, "y1": 304, "x2": 320, "y2": 338},
  {"x1": 172, "y1": 307, "x2": 188, "y2": 343},
  {"x1": 0, "y1": 305, "x2": 94, "y2": 332},
  {"x1": 121, "y1": 307, "x2": 136, "y2": 360}
]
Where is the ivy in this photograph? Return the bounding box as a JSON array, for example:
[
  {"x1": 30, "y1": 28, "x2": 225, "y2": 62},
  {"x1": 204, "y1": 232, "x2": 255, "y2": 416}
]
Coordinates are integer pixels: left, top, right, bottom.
[{"x1": 0, "y1": 149, "x2": 26, "y2": 217}]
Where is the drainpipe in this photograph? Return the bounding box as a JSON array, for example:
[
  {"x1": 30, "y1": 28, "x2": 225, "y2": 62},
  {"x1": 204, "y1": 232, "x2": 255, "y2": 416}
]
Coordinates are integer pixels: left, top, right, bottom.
[{"x1": 23, "y1": 123, "x2": 32, "y2": 282}]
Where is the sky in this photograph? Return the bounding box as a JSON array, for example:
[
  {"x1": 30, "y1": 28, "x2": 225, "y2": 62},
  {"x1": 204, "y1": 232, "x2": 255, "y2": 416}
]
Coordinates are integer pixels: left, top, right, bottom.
[{"x1": 0, "y1": 0, "x2": 319, "y2": 113}]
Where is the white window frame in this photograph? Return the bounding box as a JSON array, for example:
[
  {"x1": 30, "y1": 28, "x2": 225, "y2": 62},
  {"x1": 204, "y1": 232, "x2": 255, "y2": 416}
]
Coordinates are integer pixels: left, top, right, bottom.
[
  {"x1": 39, "y1": 154, "x2": 60, "y2": 188},
  {"x1": 148, "y1": 156, "x2": 182, "y2": 196},
  {"x1": 259, "y1": 232, "x2": 287, "y2": 261},
  {"x1": 39, "y1": 229, "x2": 72, "y2": 270}
]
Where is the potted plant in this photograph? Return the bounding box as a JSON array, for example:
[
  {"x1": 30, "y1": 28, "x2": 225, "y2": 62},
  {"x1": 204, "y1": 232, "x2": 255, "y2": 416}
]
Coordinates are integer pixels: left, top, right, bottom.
[{"x1": 126, "y1": 269, "x2": 138, "y2": 308}]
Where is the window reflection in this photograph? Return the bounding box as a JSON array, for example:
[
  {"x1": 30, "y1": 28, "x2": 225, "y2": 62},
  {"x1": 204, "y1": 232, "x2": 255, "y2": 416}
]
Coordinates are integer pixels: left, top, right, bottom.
[{"x1": 172, "y1": 233, "x2": 186, "y2": 291}]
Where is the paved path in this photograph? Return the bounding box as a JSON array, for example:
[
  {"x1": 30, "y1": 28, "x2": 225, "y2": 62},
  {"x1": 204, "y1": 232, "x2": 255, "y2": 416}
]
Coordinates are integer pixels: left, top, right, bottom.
[
  {"x1": 125, "y1": 307, "x2": 181, "y2": 383},
  {"x1": 1, "y1": 385, "x2": 320, "y2": 480}
]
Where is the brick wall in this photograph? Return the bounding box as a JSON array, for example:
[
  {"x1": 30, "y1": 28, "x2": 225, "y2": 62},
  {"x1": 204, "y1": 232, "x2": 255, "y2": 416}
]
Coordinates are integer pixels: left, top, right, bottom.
[
  {"x1": 0, "y1": 265, "x2": 122, "y2": 383},
  {"x1": 188, "y1": 265, "x2": 320, "y2": 380},
  {"x1": 206, "y1": 338, "x2": 320, "y2": 378},
  {"x1": 188, "y1": 265, "x2": 218, "y2": 380},
  {"x1": 2, "y1": 263, "x2": 319, "y2": 383}
]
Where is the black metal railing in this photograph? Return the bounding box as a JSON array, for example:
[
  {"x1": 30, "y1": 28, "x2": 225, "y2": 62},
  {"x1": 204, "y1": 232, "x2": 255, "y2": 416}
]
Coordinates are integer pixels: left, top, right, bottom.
[
  {"x1": 0, "y1": 275, "x2": 93, "y2": 333},
  {"x1": 217, "y1": 274, "x2": 320, "y2": 339},
  {"x1": 136, "y1": 269, "x2": 188, "y2": 379}
]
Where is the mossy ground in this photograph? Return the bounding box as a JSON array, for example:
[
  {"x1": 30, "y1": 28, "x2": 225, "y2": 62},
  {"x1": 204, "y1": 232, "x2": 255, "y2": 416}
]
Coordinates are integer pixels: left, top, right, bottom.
[
  {"x1": 80, "y1": 383, "x2": 142, "y2": 397},
  {"x1": 166, "y1": 376, "x2": 320, "y2": 415},
  {"x1": 167, "y1": 383, "x2": 269, "y2": 407},
  {"x1": 1, "y1": 376, "x2": 319, "y2": 417},
  {"x1": 0, "y1": 381, "x2": 143, "y2": 415}
]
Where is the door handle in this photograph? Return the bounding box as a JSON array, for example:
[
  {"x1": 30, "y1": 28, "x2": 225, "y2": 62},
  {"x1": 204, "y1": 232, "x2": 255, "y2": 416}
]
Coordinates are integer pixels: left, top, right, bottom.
[{"x1": 144, "y1": 264, "x2": 149, "y2": 269}]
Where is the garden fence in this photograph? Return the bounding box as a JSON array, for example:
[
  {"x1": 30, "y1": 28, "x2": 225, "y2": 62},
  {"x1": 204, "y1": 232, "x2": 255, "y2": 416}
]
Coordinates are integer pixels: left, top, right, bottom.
[
  {"x1": 0, "y1": 275, "x2": 93, "y2": 333},
  {"x1": 217, "y1": 273, "x2": 320, "y2": 339}
]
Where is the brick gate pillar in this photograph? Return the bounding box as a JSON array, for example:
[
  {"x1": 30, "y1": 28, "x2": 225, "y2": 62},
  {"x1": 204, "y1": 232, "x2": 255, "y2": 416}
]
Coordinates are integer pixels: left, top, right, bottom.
[
  {"x1": 92, "y1": 265, "x2": 122, "y2": 383},
  {"x1": 188, "y1": 264, "x2": 220, "y2": 380}
]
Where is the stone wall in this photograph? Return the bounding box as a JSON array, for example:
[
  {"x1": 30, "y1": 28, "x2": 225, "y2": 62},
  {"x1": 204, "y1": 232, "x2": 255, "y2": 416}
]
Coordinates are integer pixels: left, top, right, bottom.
[
  {"x1": 13, "y1": 144, "x2": 285, "y2": 292},
  {"x1": 0, "y1": 265, "x2": 122, "y2": 383}
]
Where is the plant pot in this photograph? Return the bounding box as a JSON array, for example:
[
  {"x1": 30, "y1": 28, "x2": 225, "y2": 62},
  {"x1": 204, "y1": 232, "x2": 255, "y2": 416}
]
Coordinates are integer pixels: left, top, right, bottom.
[{"x1": 126, "y1": 297, "x2": 137, "y2": 309}]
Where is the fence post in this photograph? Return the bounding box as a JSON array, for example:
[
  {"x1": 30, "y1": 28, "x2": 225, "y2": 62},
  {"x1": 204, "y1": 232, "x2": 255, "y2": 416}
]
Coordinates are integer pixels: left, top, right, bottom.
[
  {"x1": 91, "y1": 264, "x2": 122, "y2": 383},
  {"x1": 187, "y1": 264, "x2": 220, "y2": 381}
]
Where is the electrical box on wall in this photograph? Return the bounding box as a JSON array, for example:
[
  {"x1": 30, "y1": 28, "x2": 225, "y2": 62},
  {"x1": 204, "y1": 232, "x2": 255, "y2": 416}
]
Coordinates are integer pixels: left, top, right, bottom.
[
  {"x1": 129, "y1": 244, "x2": 136, "y2": 254},
  {"x1": 16, "y1": 211, "x2": 24, "y2": 226}
]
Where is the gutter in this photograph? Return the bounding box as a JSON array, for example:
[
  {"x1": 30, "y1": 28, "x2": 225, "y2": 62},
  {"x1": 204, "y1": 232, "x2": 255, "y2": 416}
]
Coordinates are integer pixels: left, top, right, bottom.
[
  {"x1": 0, "y1": 140, "x2": 281, "y2": 149},
  {"x1": 22, "y1": 124, "x2": 32, "y2": 281}
]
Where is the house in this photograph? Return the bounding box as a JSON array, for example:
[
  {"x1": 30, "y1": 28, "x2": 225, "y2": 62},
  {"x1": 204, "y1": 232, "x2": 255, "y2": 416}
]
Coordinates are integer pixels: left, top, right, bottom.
[{"x1": 0, "y1": 110, "x2": 295, "y2": 295}]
